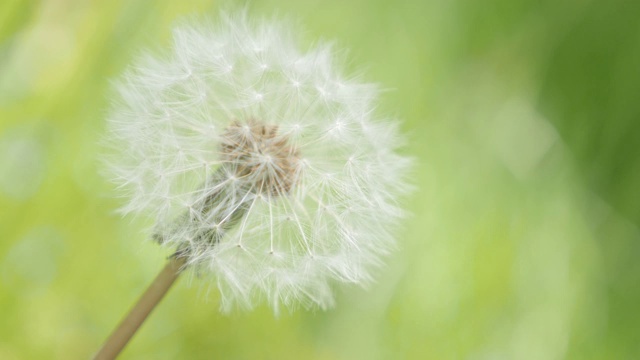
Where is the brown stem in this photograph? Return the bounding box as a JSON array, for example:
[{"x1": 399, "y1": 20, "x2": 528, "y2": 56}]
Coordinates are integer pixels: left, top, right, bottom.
[{"x1": 94, "y1": 255, "x2": 187, "y2": 360}]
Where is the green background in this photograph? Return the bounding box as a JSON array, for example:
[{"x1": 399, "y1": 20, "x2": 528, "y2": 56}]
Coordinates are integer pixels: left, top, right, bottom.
[{"x1": 2, "y1": 0, "x2": 640, "y2": 358}]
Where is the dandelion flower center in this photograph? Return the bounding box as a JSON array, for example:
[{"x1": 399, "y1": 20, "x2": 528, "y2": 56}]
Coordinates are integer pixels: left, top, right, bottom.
[{"x1": 220, "y1": 119, "x2": 299, "y2": 197}]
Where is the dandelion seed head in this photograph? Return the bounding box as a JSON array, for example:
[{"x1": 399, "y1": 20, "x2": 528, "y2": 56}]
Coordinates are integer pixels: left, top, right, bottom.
[{"x1": 104, "y1": 11, "x2": 411, "y2": 313}]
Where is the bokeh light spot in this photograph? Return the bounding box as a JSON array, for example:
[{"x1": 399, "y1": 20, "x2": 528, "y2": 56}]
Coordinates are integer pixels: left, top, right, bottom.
[
  {"x1": 2, "y1": 226, "x2": 65, "y2": 295},
  {"x1": 0, "y1": 127, "x2": 46, "y2": 200}
]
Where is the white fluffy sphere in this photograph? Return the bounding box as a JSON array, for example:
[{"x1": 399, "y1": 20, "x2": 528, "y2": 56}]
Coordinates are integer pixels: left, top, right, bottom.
[{"x1": 105, "y1": 12, "x2": 411, "y2": 313}]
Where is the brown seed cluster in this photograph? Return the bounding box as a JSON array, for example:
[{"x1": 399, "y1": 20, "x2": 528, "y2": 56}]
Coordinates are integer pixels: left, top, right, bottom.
[{"x1": 220, "y1": 120, "x2": 299, "y2": 196}]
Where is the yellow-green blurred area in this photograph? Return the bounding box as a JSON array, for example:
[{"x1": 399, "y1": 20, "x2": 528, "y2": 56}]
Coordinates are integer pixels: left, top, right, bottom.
[{"x1": 1, "y1": 0, "x2": 640, "y2": 358}]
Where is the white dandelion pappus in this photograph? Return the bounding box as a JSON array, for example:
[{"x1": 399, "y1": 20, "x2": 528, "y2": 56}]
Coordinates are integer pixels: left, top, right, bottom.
[{"x1": 105, "y1": 12, "x2": 411, "y2": 313}]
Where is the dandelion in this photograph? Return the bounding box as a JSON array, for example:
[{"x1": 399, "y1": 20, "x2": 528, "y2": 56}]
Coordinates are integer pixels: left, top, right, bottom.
[{"x1": 96, "y1": 11, "x2": 410, "y2": 359}]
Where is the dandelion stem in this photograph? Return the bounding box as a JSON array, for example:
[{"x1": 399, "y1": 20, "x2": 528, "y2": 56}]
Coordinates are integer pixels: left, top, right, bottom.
[{"x1": 94, "y1": 254, "x2": 187, "y2": 360}]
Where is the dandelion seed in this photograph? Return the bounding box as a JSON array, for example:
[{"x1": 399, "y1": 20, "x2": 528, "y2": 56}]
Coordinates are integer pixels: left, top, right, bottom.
[{"x1": 98, "y1": 10, "x2": 410, "y2": 359}]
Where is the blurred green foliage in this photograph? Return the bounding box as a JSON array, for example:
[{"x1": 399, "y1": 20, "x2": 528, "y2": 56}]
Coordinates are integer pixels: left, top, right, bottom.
[{"x1": 1, "y1": 0, "x2": 639, "y2": 359}]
